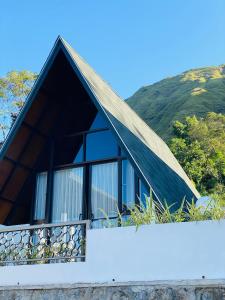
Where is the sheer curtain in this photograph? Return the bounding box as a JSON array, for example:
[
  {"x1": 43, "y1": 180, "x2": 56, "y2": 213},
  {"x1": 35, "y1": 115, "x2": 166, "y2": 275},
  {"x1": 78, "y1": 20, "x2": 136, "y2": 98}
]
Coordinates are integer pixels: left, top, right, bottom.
[
  {"x1": 122, "y1": 160, "x2": 135, "y2": 209},
  {"x1": 91, "y1": 162, "x2": 118, "y2": 228},
  {"x1": 52, "y1": 167, "x2": 83, "y2": 223},
  {"x1": 34, "y1": 172, "x2": 47, "y2": 220}
]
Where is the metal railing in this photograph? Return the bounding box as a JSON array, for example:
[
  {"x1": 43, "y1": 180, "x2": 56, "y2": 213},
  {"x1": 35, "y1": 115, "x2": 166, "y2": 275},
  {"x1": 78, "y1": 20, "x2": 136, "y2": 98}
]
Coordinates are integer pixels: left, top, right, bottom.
[{"x1": 0, "y1": 220, "x2": 90, "y2": 266}]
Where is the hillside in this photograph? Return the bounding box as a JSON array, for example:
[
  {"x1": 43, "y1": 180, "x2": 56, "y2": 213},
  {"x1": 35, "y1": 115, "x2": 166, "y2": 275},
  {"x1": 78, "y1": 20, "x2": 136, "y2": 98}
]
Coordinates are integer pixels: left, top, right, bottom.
[{"x1": 126, "y1": 65, "x2": 225, "y2": 140}]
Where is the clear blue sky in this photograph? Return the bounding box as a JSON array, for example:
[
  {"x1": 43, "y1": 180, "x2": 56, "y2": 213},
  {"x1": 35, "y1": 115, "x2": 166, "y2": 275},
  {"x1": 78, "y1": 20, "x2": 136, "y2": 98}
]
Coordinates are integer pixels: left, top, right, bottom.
[{"x1": 0, "y1": 0, "x2": 225, "y2": 98}]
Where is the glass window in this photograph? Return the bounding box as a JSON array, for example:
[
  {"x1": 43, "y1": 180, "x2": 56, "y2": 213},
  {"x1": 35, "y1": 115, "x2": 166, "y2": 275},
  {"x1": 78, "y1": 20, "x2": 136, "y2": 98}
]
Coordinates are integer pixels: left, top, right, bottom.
[
  {"x1": 86, "y1": 130, "x2": 118, "y2": 161},
  {"x1": 122, "y1": 160, "x2": 135, "y2": 210},
  {"x1": 91, "y1": 162, "x2": 118, "y2": 228},
  {"x1": 54, "y1": 135, "x2": 84, "y2": 165},
  {"x1": 90, "y1": 112, "x2": 108, "y2": 130},
  {"x1": 139, "y1": 179, "x2": 149, "y2": 207},
  {"x1": 34, "y1": 172, "x2": 47, "y2": 220},
  {"x1": 73, "y1": 143, "x2": 83, "y2": 163},
  {"x1": 51, "y1": 167, "x2": 84, "y2": 223}
]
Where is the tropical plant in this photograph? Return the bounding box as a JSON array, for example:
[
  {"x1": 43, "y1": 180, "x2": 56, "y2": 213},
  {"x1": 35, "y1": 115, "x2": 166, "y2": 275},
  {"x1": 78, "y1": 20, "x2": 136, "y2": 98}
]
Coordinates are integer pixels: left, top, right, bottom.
[{"x1": 100, "y1": 194, "x2": 225, "y2": 229}]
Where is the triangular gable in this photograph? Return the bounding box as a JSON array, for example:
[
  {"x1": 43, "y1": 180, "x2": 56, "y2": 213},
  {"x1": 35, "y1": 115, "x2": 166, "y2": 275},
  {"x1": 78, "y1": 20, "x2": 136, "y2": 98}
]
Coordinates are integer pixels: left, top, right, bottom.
[{"x1": 0, "y1": 37, "x2": 199, "y2": 223}]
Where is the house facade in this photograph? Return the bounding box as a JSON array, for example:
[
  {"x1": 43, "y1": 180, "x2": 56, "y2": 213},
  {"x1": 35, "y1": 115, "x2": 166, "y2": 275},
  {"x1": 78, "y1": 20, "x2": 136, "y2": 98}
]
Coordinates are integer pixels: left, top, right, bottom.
[{"x1": 0, "y1": 37, "x2": 199, "y2": 229}]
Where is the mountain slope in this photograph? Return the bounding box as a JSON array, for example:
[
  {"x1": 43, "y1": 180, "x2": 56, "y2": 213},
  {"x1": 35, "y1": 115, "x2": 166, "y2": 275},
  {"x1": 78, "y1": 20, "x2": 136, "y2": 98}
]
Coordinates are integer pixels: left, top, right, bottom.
[{"x1": 127, "y1": 65, "x2": 225, "y2": 140}]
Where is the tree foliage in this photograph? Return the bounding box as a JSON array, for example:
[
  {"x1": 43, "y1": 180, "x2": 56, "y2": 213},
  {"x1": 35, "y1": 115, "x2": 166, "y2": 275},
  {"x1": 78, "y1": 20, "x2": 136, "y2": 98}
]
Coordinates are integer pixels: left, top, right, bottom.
[
  {"x1": 0, "y1": 71, "x2": 37, "y2": 140},
  {"x1": 169, "y1": 113, "x2": 225, "y2": 200}
]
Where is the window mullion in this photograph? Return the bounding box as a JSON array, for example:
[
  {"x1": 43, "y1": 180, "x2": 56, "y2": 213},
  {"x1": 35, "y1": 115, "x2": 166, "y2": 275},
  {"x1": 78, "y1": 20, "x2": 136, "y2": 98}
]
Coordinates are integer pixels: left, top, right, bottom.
[
  {"x1": 88, "y1": 165, "x2": 92, "y2": 220},
  {"x1": 45, "y1": 139, "x2": 55, "y2": 223},
  {"x1": 135, "y1": 174, "x2": 140, "y2": 206},
  {"x1": 118, "y1": 160, "x2": 122, "y2": 214},
  {"x1": 83, "y1": 133, "x2": 86, "y2": 161}
]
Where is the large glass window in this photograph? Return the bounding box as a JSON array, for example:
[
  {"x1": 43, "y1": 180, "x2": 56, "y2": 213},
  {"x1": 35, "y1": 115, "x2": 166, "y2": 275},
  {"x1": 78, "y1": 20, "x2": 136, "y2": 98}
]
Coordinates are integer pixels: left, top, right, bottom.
[
  {"x1": 51, "y1": 167, "x2": 84, "y2": 223},
  {"x1": 91, "y1": 162, "x2": 118, "y2": 228},
  {"x1": 89, "y1": 112, "x2": 108, "y2": 130},
  {"x1": 86, "y1": 130, "x2": 118, "y2": 161},
  {"x1": 122, "y1": 160, "x2": 135, "y2": 210},
  {"x1": 34, "y1": 172, "x2": 47, "y2": 221}
]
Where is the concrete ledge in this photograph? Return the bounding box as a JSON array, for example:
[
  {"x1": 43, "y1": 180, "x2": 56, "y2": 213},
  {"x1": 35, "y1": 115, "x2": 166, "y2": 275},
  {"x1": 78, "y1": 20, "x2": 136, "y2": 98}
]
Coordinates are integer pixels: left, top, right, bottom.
[{"x1": 1, "y1": 279, "x2": 225, "y2": 290}]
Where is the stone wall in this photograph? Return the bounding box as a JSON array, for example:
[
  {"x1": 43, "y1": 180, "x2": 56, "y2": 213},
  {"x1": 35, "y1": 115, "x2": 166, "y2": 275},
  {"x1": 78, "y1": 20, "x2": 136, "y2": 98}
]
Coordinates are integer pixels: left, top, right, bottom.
[{"x1": 1, "y1": 281, "x2": 225, "y2": 300}]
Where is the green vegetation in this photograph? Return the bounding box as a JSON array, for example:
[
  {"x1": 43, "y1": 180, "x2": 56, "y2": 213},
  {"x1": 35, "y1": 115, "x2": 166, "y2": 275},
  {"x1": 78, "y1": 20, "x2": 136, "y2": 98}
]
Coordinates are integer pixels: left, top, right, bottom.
[
  {"x1": 127, "y1": 65, "x2": 225, "y2": 140},
  {"x1": 0, "y1": 70, "x2": 37, "y2": 141},
  {"x1": 127, "y1": 64, "x2": 225, "y2": 200},
  {"x1": 103, "y1": 195, "x2": 225, "y2": 229},
  {"x1": 169, "y1": 113, "x2": 225, "y2": 201}
]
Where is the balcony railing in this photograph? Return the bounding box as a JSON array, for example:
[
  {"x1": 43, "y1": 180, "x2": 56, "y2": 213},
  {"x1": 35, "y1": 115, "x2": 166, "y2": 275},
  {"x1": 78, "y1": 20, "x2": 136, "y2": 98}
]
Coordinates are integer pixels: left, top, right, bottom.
[{"x1": 0, "y1": 220, "x2": 90, "y2": 266}]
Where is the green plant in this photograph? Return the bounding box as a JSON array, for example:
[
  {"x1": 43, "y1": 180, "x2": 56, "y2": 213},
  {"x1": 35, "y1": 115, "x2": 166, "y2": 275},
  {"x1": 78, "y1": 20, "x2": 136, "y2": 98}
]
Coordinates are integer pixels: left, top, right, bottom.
[{"x1": 99, "y1": 193, "x2": 225, "y2": 229}]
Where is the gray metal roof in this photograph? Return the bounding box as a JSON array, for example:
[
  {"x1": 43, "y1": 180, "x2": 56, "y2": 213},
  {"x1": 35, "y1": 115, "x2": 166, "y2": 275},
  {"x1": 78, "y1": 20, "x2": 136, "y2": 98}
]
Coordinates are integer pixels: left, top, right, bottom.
[{"x1": 60, "y1": 38, "x2": 200, "y2": 204}]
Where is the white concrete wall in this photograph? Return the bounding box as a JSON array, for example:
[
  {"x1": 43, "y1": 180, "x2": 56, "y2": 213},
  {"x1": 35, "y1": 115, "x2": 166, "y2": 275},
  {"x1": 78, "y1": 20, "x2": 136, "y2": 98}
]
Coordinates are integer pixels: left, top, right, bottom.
[{"x1": 0, "y1": 220, "x2": 225, "y2": 286}]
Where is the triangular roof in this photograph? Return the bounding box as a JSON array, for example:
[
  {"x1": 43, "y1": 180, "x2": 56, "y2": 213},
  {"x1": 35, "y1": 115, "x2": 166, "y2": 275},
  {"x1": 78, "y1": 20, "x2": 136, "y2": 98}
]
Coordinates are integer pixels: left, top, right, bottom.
[{"x1": 0, "y1": 36, "x2": 199, "y2": 222}]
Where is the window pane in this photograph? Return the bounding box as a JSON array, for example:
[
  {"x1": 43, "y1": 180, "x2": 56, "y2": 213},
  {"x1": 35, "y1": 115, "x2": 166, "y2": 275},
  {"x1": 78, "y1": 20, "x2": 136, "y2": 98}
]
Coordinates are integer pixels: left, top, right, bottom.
[
  {"x1": 52, "y1": 167, "x2": 83, "y2": 223},
  {"x1": 54, "y1": 135, "x2": 84, "y2": 165},
  {"x1": 34, "y1": 172, "x2": 47, "y2": 220},
  {"x1": 86, "y1": 130, "x2": 118, "y2": 161},
  {"x1": 91, "y1": 162, "x2": 118, "y2": 228},
  {"x1": 139, "y1": 179, "x2": 149, "y2": 207},
  {"x1": 73, "y1": 144, "x2": 83, "y2": 163},
  {"x1": 122, "y1": 160, "x2": 135, "y2": 209},
  {"x1": 90, "y1": 112, "x2": 108, "y2": 130}
]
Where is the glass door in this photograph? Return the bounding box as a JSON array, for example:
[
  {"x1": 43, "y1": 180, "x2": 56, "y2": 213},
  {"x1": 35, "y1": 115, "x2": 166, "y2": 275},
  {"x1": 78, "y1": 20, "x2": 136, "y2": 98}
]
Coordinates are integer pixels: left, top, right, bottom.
[
  {"x1": 51, "y1": 167, "x2": 84, "y2": 223},
  {"x1": 91, "y1": 161, "x2": 118, "y2": 228},
  {"x1": 34, "y1": 172, "x2": 47, "y2": 222}
]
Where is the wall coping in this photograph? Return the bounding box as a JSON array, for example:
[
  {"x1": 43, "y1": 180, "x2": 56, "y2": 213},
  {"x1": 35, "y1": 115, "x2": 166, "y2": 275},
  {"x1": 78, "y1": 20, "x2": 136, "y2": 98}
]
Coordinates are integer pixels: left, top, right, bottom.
[{"x1": 1, "y1": 279, "x2": 225, "y2": 290}]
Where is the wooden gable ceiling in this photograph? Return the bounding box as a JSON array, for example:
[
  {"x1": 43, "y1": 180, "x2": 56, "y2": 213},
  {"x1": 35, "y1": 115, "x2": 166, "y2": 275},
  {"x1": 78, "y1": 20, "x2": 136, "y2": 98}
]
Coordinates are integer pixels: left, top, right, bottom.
[{"x1": 0, "y1": 49, "x2": 97, "y2": 224}]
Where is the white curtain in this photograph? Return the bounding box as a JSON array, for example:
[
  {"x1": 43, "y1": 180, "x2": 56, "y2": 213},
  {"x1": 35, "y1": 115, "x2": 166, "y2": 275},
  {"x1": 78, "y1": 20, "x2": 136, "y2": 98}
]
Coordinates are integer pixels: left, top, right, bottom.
[
  {"x1": 52, "y1": 167, "x2": 83, "y2": 223},
  {"x1": 122, "y1": 160, "x2": 135, "y2": 209},
  {"x1": 91, "y1": 162, "x2": 118, "y2": 228},
  {"x1": 34, "y1": 172, "x2": 47, "y2": 220}
]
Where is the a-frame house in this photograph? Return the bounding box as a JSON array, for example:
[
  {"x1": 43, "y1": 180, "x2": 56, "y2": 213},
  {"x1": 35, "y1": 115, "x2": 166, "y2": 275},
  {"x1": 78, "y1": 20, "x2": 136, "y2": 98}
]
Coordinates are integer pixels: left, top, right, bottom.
[{"x1": 0, "y1": 37, "x2": 199, "y2": 227}]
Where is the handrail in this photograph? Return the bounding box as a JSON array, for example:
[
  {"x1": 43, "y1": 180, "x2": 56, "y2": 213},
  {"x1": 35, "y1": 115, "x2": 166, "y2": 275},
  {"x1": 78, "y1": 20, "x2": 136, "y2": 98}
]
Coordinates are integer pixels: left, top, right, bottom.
[
  {"x1": 0, "y1": 219, "x2": 91, "y2": 233},
  {"x1": 0, "y1": 220, "x2": 90, "y2": 266}
]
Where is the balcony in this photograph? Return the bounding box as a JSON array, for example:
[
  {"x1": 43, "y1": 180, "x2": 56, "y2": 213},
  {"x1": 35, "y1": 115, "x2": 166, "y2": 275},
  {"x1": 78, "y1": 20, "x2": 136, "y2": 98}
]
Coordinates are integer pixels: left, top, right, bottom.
[
  {"x1": 0, "y1": 220, "x2": 224, "y2": 286},
  {"x1": 0, "y1": 220, "x2": 90, "y2": 266}
]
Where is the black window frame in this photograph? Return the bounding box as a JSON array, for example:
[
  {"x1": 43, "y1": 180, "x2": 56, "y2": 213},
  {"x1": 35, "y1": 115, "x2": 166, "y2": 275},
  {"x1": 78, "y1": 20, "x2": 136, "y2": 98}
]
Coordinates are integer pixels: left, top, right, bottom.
[{"x1": 31, "y1": 126, "x2": 145, "y2": 225}]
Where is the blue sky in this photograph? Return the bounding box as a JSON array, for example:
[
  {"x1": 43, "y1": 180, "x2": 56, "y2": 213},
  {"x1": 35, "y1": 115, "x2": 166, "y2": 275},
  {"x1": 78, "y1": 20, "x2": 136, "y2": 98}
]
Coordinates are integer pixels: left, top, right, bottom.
[{"x1": 0, "y1": 0, "x2": 225, "y2": 98}]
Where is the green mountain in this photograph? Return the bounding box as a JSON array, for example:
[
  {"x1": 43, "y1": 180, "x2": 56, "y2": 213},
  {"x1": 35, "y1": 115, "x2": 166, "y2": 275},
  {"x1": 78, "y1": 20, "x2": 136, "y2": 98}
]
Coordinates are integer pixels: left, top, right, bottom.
[{"x1": 127, "y1": 65, "x2": 225, "y2": 140}]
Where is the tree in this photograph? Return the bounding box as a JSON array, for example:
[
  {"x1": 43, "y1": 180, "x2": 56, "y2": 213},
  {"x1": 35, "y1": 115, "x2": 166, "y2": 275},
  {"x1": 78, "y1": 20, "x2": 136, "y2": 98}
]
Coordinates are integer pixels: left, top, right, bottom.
[
  {"x1": 169, "y1": 113, "x2": 225, "y2": 201},
  {"x1": 0, "y1": 70, "x2": 37, "y2": 141}
]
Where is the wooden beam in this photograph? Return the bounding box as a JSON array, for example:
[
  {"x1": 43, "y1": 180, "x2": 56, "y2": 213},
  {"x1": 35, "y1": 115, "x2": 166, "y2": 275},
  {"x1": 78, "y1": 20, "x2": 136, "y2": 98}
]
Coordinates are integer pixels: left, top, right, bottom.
[
  {"x1": 22, "y1": 121, "x2": 48, "y2": 139},
  {"x1": 0, "y1": 103, "x2": 50, "y2": 199},
  {"x1": 65, "y1": 127, "x2": 108, "y2": 138},
  {"x1": 5, "y1": 102, "x2": 64, "y2": 225},
  {"x1": 0, "y1": 196, "x2": 27, "y2": 207},
  {"x1": 4, "y1": 156, "x2": 34, "y2": 172}
]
